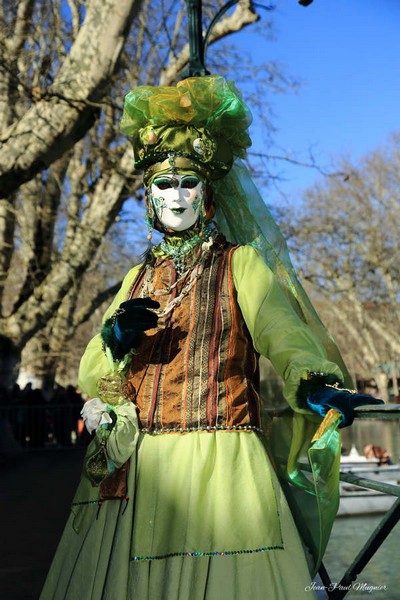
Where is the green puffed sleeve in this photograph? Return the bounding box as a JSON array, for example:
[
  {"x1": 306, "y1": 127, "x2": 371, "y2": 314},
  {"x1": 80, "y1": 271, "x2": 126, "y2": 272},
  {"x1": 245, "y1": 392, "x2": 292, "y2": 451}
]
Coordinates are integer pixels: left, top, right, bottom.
[
  {"x1": 78, "y1": 264, "x2": 142, "y2": 398},
  {"x1": 231, "y1": 245, "x2": 343, "y2": 411}
]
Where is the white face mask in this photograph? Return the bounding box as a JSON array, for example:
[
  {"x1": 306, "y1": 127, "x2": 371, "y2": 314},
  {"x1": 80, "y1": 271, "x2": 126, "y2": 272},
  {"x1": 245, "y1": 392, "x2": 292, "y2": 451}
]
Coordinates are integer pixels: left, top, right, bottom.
[{"x1": 150, "y1": 174, "x2": 204, "y2": 232}]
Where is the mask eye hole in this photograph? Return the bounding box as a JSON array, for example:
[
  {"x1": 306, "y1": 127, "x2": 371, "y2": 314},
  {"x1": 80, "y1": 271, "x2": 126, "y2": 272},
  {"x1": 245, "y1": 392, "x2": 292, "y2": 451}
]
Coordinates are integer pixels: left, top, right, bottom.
[
  {"x1": 181, "y1": 177, "x2": 200, "y2": 189},
  {"x1": 154, "y1": 179, "x2": 173, "y2": 190}
]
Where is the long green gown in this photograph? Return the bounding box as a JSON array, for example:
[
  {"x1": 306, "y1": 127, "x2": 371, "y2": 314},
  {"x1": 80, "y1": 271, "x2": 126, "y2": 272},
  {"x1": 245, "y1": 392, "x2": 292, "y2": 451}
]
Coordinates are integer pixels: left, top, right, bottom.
[{"x1": 41, "y1": 245, "x2": 343, "y2": 600}]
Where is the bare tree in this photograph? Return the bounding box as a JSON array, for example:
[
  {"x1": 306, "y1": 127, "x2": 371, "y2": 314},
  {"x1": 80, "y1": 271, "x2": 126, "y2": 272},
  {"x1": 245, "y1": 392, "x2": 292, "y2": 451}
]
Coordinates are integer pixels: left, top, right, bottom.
[
  {"x1": 281, "y1": 135, "x2": 400, "y2": 400},
  {"x1": 1, "y1": 0, "x2": 279, "y2": 390},
  {"x1": 0, "y1": 0, "x2": 143, "y2": 196}
]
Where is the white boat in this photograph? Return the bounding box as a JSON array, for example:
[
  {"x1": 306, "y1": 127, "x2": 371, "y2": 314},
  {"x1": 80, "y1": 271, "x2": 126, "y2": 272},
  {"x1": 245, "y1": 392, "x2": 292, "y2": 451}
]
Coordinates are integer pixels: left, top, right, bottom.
[{"x1": 338, "y1": 446, "x2": 400, "y2": 517}]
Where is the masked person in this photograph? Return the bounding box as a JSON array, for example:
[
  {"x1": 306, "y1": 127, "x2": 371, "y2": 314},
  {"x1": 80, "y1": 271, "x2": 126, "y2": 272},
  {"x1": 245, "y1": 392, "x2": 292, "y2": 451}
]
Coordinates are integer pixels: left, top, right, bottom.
[{"x1": 41, "y1": 75, "x2": 382, "y2": 600}]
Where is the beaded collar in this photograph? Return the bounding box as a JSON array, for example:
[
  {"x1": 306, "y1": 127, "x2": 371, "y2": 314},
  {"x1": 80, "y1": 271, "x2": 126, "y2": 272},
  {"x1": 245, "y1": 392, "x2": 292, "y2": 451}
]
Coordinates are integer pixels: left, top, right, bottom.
[
  {"x1": 154, "y1": 223, "x2": 215, "y2": 275},
  {"x1": 142, "y1": 225, "x2": 218, "y2": 317}
]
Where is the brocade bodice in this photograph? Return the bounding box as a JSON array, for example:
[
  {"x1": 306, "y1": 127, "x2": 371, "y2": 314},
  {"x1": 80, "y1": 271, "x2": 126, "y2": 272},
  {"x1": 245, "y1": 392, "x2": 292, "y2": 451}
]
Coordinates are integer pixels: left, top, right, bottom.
[{"x1": 125, "y1": 241, "x2": 262, "y2": 434}]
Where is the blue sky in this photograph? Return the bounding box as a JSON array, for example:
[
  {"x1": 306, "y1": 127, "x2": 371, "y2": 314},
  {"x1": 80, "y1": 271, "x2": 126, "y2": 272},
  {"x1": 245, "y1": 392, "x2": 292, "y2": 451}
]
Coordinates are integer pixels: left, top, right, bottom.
[{"x1": 232, "y1": 0, "x2": 400, "y2": 201}]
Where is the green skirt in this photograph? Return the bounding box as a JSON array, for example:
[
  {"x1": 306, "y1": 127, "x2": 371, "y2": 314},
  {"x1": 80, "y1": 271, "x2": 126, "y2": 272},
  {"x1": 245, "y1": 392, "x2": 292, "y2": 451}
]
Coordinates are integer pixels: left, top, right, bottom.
[{"x1": 40, "y1": 431, "x2": 316, "y2": 599}]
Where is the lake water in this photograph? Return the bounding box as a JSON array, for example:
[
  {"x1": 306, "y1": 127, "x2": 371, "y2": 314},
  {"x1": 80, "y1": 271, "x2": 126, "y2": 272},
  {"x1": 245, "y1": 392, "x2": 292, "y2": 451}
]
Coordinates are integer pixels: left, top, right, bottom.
[
  {"x1": 315, "y1": 513, "x2": 400, "y2": 599},
  {"x1": 341, "y1": 419, "x2": 400, "y2": 465}
]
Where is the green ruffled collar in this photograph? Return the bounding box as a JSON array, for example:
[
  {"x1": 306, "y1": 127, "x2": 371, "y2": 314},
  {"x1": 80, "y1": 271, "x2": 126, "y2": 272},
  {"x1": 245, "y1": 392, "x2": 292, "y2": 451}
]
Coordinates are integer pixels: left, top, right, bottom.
[{"x1": 163, "y1": 228, "x2": 200, "y2": 247}]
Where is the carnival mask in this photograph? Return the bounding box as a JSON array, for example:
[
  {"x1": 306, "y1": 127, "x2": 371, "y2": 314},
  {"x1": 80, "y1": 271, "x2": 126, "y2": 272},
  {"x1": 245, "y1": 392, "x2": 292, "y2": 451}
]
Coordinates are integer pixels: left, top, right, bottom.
[{"x1": 149, "y1": 174, "x2": 204, "y2": 232}]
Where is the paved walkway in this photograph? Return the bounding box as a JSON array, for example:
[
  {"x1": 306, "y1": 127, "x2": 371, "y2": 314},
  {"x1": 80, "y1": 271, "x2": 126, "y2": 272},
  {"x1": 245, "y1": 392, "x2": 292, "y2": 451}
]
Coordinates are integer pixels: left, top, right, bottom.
[{"x1": 0, "y1": 448, "x2": 85, "y2": 600}]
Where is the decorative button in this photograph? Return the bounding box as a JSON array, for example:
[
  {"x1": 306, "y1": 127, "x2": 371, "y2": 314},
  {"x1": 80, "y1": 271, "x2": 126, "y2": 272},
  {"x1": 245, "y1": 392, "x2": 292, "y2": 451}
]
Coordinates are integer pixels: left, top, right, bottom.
[{"x1": 193, "y1": 138, "x2": 205, "y2": 155}]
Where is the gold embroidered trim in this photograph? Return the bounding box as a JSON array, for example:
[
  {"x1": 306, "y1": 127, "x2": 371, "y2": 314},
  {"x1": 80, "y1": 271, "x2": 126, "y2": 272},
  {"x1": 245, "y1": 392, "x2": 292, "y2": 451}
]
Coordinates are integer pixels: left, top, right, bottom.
[{"x1": 325, "y1": 382, "x2": 357, "y2": 394}]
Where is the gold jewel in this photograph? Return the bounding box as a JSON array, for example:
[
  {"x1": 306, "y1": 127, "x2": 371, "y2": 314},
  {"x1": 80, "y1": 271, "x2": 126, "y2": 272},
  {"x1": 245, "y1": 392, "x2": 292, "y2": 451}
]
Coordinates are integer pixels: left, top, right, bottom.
[{"x1": 141, "y1": 261, "x2": 203, "y2": 318}]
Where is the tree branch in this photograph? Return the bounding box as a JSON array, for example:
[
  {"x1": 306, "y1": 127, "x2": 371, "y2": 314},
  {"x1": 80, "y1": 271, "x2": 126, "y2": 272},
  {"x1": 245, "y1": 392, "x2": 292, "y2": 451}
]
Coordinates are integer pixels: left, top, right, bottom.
[
  {"x1": 5, "y1": 0, "x2": 35, "y2": 59},
  {"x1": 3, "y1": 143, "x2": 140, "y2": 345},
  {"x1": 0, "y1": 0, "x2": 143, "y2": 199},
  {"x1": 73, "y1": 281, "x2": 123, "y2": 328}
]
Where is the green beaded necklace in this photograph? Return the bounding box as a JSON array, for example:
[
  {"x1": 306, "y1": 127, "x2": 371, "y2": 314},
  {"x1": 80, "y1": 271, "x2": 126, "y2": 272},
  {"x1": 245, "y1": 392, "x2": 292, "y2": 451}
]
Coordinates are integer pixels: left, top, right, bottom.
[{"x1": 159, "y1": 223, "x2": 215, "y2": 274}]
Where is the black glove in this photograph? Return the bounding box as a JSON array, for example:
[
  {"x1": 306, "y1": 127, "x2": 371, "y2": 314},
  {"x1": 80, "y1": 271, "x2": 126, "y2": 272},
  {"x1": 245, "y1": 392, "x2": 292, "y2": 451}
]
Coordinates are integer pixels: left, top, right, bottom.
[
  {"x1": 306, "y1": 386, "x2": 384, "y2": 428},
  {"x1": 114, "y1": 298, "x2": 159, "y2": 344},
  {"x1": 101, "y1": 298, "x2": 160, "y2": 360}
]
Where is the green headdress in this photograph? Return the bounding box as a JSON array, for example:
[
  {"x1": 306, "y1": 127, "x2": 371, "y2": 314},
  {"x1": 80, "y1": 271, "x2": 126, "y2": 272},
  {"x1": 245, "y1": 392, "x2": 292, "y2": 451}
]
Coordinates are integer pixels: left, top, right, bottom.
[{"x1": 120, "y1": 75, "x2": 252, "y2": 182}]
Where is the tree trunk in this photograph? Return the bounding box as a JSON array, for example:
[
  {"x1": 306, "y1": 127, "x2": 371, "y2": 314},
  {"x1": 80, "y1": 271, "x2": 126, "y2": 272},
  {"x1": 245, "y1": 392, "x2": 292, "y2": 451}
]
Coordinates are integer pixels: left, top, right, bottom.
[
  {"x1": 0, "y1": 0, "x2": 143, "y2": 198},
  {"x1": 373, "y1": 371, "x2": 389, "y2": 403},
  {"x1": 0, "y1": 335, "x2": 21, "y2": 388}
]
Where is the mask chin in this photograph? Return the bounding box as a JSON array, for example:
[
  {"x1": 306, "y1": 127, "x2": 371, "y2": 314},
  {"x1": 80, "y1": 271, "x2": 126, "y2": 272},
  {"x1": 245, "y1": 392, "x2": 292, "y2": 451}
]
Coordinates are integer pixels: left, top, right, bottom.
[
  {"x1": 158, "y1": 214, "x2": 199, "y2": 233},
  {"x1": 157, "y1": 214, "x2": 200, "y2": 233}
]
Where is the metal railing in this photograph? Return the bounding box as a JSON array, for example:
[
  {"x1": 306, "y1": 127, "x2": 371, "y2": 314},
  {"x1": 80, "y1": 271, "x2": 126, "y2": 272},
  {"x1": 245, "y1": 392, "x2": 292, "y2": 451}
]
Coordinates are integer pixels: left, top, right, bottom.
[
  {"x1": 318, "y1": 405, "x2": 400, "y2": 599},
  {"x1": 0, "y1": 403, "x2": 90, "y2": 449}
]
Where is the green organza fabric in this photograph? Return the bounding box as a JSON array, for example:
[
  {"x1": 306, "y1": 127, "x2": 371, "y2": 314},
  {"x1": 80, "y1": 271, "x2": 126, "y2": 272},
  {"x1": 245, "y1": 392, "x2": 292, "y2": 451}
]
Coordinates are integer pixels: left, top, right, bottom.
[
  {"x1": 214, "y1": 165, "x2": 349, "y2": 569},
  {"x1": 121, "y1": 75, "x2": 251, "y2": 154},
  {"x1": 269, "y1": 411, "x2": 341, "y2": 572},
  {"x1": 120, "y1": 75, "x2": 252, "y2": 179}
]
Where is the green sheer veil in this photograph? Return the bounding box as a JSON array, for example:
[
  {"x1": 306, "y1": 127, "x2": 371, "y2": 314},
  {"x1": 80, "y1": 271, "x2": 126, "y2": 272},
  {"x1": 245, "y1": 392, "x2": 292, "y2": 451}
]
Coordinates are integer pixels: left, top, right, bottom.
[{"x1": 213, "y1": 158, "x2": 351, "y2": 386}]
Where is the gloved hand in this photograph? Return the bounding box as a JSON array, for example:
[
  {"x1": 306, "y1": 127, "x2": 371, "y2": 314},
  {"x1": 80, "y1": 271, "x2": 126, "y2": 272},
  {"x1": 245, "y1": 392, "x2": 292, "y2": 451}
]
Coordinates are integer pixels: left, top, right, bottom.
[
  {"x1": 101, "y1": 297, "x2": 160, "y2": 360},
  {"x1": 114, "y1": 298, "x2": 160, "y2": 346},
  {"x1": 307, "y1": 386, "x2": 384, "y2": 428}
]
